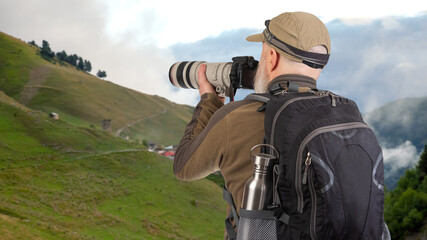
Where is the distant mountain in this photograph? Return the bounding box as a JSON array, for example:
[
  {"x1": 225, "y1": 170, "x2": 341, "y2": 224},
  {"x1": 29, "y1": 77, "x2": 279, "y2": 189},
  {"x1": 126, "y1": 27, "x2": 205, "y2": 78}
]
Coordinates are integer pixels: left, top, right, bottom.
[
  {"x1": 364, "y1": 96, "x2": 427, "y2": 151},
  {"x1": 364, "y1": 96, "x2": 427, "y2": 188},
  {"x1": 0, "y1": 32, "x2": 193, "y2": 146}
]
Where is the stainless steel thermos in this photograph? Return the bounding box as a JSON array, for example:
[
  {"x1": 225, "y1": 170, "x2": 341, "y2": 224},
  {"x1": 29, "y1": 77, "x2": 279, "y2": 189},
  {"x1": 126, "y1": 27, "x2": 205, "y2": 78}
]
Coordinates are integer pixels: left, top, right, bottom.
[
  {"x1": 241, "y1": 144, "x2": 279, "y2": 210},
  {"x1": 237, "y1": 144, "x2": 279, "y2": 240}
]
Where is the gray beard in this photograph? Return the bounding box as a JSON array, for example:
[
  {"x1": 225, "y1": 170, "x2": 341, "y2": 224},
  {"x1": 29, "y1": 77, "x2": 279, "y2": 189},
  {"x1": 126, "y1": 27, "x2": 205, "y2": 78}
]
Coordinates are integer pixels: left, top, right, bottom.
[{"x1": 253, "y1": 62, "x2": 269, "y2": 93}]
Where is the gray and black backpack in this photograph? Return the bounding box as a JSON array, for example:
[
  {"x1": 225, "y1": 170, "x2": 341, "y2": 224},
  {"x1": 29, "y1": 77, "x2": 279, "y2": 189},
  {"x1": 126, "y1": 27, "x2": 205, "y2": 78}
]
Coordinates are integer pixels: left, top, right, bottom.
[{"x1": 224, "y1": 82, "x2": 390, "y2": 239}]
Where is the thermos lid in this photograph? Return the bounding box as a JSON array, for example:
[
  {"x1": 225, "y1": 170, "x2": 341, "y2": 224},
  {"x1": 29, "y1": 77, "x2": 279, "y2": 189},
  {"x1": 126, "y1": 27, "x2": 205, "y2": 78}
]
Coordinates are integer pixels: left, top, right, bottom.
[{"x1": 250, "y1": 144, "x2": 279, "y2": 166}]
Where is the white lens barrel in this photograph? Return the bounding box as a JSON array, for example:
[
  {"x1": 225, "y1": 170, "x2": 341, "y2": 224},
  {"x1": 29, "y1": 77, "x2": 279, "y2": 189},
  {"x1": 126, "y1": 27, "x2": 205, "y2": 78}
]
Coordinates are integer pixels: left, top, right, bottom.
[{"x1": 169, "y1": 61, "x2": 232, "y2": 97}]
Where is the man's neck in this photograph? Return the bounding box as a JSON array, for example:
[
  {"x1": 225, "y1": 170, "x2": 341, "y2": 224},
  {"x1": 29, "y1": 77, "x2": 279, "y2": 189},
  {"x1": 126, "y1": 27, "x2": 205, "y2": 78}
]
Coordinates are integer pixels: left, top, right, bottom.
[{"x1": 266, "y1": 74, "x2": 317, "y2": 92}]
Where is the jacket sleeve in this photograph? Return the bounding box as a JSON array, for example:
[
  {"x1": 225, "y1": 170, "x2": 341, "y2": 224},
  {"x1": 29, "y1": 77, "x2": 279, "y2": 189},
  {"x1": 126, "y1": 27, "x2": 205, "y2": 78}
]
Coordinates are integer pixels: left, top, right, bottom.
[{"x1": 173, "y1": 93, "x2": 227, "y2": 180}]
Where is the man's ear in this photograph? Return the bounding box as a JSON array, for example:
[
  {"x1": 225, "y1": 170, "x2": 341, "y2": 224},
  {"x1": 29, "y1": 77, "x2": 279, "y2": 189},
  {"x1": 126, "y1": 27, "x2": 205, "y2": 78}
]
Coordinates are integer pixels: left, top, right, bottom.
[{"x1": 268, "y1": 48, "x2": 280, "y2": 72}]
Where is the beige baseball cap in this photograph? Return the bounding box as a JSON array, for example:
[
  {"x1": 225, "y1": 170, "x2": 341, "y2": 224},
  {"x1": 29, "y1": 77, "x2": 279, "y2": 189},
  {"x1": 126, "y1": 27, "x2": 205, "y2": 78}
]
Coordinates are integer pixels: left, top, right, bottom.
[{"x1": 247, "y1": 12, "x2": 331, "y2": 68}]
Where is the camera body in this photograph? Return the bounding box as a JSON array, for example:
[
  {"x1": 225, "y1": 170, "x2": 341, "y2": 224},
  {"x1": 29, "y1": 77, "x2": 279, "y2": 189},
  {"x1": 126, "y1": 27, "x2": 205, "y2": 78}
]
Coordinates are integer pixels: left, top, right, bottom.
[{"x1": 169, "y1": 56, "x2": 258, "y2": 99}]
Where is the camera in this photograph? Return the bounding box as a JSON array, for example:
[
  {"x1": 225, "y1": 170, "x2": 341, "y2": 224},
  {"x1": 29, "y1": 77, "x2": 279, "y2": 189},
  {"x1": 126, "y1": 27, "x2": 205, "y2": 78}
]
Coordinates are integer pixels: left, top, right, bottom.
[{"x1": 169, "y1": 56, "x2": 258, "y2": 100}]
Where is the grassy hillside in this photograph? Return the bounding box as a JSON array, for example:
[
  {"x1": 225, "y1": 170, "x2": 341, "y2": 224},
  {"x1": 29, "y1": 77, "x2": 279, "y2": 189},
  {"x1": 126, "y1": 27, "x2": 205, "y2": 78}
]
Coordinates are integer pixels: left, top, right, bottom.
[
  {"x1": 0, "y1": 33, "x2": 43, "y2": 99},
  {"x1": 0, "y1": 32, "x2": 225, "y2": 239},
  {"x1": 0, "y1": 90, "x2": 226, "y2": 239},
  {"x1": 0, "y1": 151, "x2": 226, "y2": 240},
  {"x1": 0, "y1": 91, "x2": 138, "y2": 158},
  {"x1": 0, "y1": 32, "x2": 193, "y2": 146}
]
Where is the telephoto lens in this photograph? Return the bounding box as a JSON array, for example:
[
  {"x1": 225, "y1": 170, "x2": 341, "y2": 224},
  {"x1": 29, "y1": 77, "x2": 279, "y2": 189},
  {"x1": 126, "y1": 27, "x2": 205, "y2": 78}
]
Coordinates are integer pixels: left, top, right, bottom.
[
  {"x1": 169, "y1": 56, "x2": 258, "y2": 99},
  {"x1": 169, "y1": 61, "x2": 233, "y2": 97}
]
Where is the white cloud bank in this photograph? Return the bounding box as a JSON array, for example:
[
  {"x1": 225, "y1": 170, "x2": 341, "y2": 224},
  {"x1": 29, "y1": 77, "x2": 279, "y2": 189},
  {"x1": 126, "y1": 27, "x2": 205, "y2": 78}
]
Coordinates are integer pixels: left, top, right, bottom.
[{"x1": 382, "y1": 140, "x2": 420, "y2": 177}]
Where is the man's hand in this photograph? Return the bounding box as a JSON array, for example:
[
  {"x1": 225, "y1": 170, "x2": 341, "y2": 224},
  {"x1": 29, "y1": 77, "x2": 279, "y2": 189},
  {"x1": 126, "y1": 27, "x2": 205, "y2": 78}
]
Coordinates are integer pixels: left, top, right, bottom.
[{"x1": 198, "y1": 64, "x2": 225, "y2": 103}]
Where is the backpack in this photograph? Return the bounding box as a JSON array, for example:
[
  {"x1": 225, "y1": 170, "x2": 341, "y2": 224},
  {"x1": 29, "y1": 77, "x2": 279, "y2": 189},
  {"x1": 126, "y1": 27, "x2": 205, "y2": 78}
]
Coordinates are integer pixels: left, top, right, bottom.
[{"x1": 224, "y1": 82, "x2": 390, "y2": 239}]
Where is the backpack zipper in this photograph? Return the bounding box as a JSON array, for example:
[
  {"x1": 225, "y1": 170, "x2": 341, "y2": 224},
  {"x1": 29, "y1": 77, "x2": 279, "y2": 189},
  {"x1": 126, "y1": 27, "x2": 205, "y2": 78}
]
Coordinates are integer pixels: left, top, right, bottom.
[
  {"x1": 308, "y1": 167, "x2": 317, "y2": 240},
  {"x1": 307, "y1": 153, "x2": 335, "y2": 193},
  {"x1": 269, "y1": 95, "x2": 323, "y2": 146},
  {"x1": 295, "y1": 122, "x2": 370, "y2": 213},
  {"x1": 269, "y1": 91, "x2": 337, "y2": 146},
  {"x1": 301, "y1": 152, "x2": 312, "y2": 185}
]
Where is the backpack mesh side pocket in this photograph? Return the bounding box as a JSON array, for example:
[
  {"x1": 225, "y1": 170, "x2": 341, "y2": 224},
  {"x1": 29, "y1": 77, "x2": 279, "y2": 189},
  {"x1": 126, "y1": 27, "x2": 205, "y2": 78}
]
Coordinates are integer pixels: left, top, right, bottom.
[{"x1": 237, "y1": 209, "x2": 277, "y2": 240}]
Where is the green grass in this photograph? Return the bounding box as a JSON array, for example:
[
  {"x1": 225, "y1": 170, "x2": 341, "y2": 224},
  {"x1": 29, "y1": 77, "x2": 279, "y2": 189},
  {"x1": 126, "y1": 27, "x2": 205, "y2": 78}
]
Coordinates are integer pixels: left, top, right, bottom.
[
  {"x1": 0, "y1": 101, "x2": 54, "y2": 161},
  {"x1": 0, "y1": 33, "x2": 44, "y2": 98},
  {"x1": 0, "y1": 31, "x2": 194, "y2": 146},
  {"x1": 0, "y1": 151, "x2": 226, "y2": 240},
  {"x1": 0, "y1": 90, "x2": 226, "y2": 239},
  {"x1": 0, "y1": 31, "x2": 226, "y2": 239},
  {"x1": 0, "y1": 95, "x2": 138, "y2": 162},
  {"x1": 124, "y1": 106, "x2": 192, "y2": 146}
]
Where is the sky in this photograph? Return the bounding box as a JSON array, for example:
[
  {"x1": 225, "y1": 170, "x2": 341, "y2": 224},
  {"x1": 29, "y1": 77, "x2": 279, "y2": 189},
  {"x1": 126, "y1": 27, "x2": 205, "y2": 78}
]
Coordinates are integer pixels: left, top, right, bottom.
[
  {"x1": 1, "y1": 0, "x2": 426, "y2": 170},
  {"x1": 1, "y1": 0, "x2": 426, "y2": 108}
]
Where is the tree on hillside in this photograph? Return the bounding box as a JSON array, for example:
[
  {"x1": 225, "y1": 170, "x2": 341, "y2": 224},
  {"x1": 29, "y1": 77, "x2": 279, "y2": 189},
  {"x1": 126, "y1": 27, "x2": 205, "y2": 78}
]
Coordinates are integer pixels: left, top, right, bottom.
[
  {"x1": 384, "y1": 145, "x2": 427, "y2": 239},
  {"x1": 40, "y1": 40, "x2": 54, "y2": 59},
  {"x1": 66, "y1": 54, "x2": 78, "y2": 66},
  {"x1": 417, "y1": 145, "x2": 427, "y2": 174},
  {"x1": 56, "y1": 50, "x2": 68, "y2": 61},
  {"x1": 83, "y1": 60, "x2": 92, "y2": 72},
  {"x1": 97, "y1": 70, "x2": 107, "y2": 79},
  {"x1": 77, "y1": 57, "x2": 85, "y2": 70},
  {"x1": 28, "y1": 40, "x2": 38, "y2": 48},
  {"x1": 29, "y1": 39, "x2": 94, "y2": 74}
]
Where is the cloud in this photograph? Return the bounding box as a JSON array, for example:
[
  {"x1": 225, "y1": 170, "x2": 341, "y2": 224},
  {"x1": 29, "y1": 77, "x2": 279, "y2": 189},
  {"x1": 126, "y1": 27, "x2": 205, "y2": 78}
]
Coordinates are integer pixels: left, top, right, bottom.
[
  {"x1": 99, "y1": 1, "x2": 427, "y2": 47},
  {"x1": 0, "y1": 0, "x2": 197, "y2": 106},
  {"x1": 380, "y1": 17, "x2": 403, "y2": 30},
  {"x1": 365, "y1": 97, "x2": 423, "y2": 130},
  {"x1": 170, "y1": 13, "x2": 427, "y2": 110},
  {"x1": 171, "y1": 28, "x2": 263, "y2": 62},
  {"x1": 0, "y1": 0, "x2": 107, "y2": 55},
  {"x1": 382, "y1": 140, "x2": 419, "y2": 177},
  {"x1": 1, "y1": 1, "x2": 426, "y2": 108},
  {"x1": 322, "y1": 14, "x2": 427, "y2": 112}
]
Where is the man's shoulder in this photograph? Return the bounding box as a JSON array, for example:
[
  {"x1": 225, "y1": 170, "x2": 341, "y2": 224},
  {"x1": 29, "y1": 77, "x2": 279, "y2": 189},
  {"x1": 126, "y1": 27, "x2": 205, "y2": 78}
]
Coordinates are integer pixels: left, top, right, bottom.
[
  {"x1": 223, "y1": 98, "x2": 263, "y2": 112},
  {"x1": 210, "y1": 98, "x2": 264, "y2": 122}
]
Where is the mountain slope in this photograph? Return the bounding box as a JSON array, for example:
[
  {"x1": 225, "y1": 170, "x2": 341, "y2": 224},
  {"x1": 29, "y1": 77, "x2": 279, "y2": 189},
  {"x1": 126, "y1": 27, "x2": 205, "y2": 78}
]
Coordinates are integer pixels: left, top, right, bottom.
[
  {"x1": 364, "y1": 96, "x2": 427, "y2": 151},
  {"x1": 0, "y1": 32, "x2": 193, "y2": 146},
  {"x1": 0, "y1": 31, "x2": 228, "y2": 239},
  {"x1": 364, "y1": 96, "x2": 427, "y2": 188},
  {"x1": 0, "y1": 90, "x2": 138, "y2": 159},
  {"x1": 0, "y1": 89, "x2": 225, "y2": 239}
]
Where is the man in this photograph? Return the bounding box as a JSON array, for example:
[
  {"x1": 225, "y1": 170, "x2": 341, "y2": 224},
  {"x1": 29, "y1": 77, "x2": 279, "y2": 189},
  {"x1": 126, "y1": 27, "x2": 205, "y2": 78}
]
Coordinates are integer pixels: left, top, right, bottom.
[{"x1": 173, "y1": 11, "x2": 331, "y2": 238}]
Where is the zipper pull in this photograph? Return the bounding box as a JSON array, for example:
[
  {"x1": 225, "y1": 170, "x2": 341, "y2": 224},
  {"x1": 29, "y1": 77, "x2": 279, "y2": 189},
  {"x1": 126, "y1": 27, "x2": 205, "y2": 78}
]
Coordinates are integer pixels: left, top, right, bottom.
[
  {"x1": 328, "y1": 92, "x2": 336, "y2": 107},
  {"x1": 310, "y1": 89, "x2": 321, "y2": 96},
  {"x1": 302, "y1": 152, "x2": 312, "y2": 185},
  {"x1": 271, "y1": 165, "x2": 280, "y2": 208}
]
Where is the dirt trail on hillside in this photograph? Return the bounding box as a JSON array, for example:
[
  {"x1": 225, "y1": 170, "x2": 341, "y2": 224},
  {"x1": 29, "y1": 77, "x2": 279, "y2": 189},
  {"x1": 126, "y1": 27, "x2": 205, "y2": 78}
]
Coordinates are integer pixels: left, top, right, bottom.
[
  {"x1": 71, "y1": 149, "x2": 144, "y2": 160},
  {"x1": 116, "y1": 108, "x2": 168, "y2": 137},
  {"x1": 19, "y1": 66, "x2": 51, "y2": 105}
]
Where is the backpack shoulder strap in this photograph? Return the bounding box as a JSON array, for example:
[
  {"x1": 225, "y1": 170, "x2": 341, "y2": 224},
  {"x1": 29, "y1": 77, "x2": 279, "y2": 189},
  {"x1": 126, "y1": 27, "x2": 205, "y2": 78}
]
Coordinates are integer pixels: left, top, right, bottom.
[
  {"x1": 223, "y1": 187, "x2": 238, "y2": 240},
  {"x1": 244, "y1": 94, "x2": 273, "y2": 112},
  {"x1": 244, "y1": 93, "x2": 271, "y2": 103}
]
